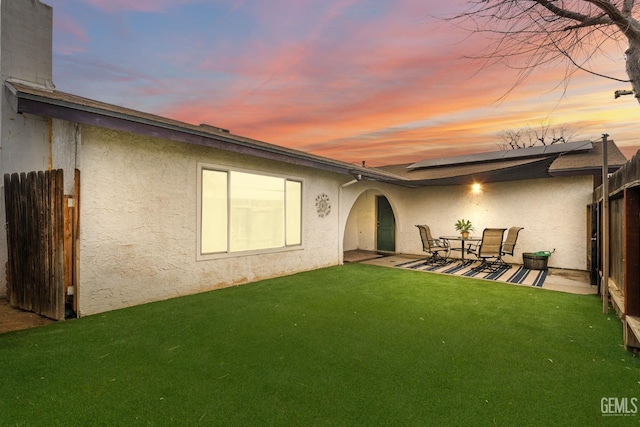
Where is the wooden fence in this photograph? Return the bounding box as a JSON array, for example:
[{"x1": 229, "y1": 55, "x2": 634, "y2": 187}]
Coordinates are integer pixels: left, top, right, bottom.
[
  {"x1": 4, "y1": 170, "x2": 67, "y2": 320},
  {"x1": 594, "y1": 152, "x2": 640, "y2": 349}
]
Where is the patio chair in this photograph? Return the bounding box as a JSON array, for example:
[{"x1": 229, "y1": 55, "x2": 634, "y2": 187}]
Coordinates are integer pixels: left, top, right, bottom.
[
  {"x1": 468, "y1": 228, "x2": 507, "y2": 272},
  {"x1": 500, "y1": 227, "x2": 524, "y2": 266},
  {"x1": 416, "y1": 225, "x2": 450, "y2": 265}
]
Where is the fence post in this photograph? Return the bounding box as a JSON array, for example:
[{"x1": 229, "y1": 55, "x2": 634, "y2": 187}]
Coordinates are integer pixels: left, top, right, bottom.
[{"x1": 602, "y1": 134, "x2": 609, "y2": 314}]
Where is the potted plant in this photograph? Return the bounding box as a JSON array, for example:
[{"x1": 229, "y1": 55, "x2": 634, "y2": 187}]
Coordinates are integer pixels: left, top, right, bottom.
[
  {"x1": 454, "y1": 219, "x2": 474, "y2": 239},
  {"x1": 523, "y1": 249, "x2": 555, "y2": 270}
]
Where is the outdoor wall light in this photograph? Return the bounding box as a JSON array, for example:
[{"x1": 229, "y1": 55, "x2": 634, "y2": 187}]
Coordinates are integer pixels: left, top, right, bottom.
[{"x1": 471, "y1": 183, "x2": 482, "y2": 194}]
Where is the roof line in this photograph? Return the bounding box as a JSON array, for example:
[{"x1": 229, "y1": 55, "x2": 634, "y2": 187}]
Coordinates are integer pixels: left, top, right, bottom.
[
  {"x1": 5, "y1": 81, "x2": 406, "y2": 183},
  {"x1": 407, "y1": 140, "x2": 594, "y2": 170}
]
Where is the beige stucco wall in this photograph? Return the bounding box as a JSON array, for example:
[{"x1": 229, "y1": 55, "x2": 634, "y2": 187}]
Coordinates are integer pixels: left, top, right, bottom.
[
  {"x1": 77, "y1": 126, "x2": 348, "y2": 315},
  {"x1": 342, "y1": 189, "x2": 376, "y2": 252},
  {"x1": 341, "y1": 177, "x2": 593, "y2": 271},
  {"x1": 0, "y1": 112, "x2": 596, "y2": 312}
]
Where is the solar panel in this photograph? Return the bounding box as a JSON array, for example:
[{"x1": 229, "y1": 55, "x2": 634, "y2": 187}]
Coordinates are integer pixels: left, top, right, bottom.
[{"x1": 407, "y1": 140, "x2": 593, "y2": 170}]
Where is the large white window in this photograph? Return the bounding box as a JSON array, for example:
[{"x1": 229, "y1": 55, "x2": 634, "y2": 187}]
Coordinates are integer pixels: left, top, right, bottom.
[{"x1": 199, "y1": 166, "x2": 302, "y2": 256}]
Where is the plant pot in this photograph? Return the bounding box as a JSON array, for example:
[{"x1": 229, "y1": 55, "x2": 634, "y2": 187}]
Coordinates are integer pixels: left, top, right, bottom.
[
  {"x1": 461, "y1": 231, "x2": 470, "y2": 239},
  {"x1": 523, "y1": 253, "x2": 549, "y2": 270}
]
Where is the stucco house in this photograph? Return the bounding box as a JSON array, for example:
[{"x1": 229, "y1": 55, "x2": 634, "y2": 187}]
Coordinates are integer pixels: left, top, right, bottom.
[{"x1": 0, "y1": 1, "x2": 628, "y2": 318}]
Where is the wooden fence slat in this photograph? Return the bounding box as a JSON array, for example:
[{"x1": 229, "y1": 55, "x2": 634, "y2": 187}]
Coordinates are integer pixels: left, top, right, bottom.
[
  {"x1": 53, "y1": 169, "x2": 65, "y2": 320},
  {"x1": 3, "y1": 169, "x2": 66, "y2": 320},
  {"x1": 594, "y1": 152, "x2": 640, "y2": 348},
  {"x1": 27, "y1": 171, "x2": 37, "y2": 313},
  {"x1": 3, "y1": 173, "x2": 17, "y2": 303},
  {"x1": 73, "y1": 168, "x2": 80, "y2": 313},
  {"x1": 37, "y1": 170, "x2": 46, "y2": 316},
  {"x1": 17, "y1": 172, "x2": 25, "y2": 308},
  {"x1": 42, "y1": 170, "x2": 52, "y2": 319},
  {"x1": 624, "y1": 189, "x2": 640, "y2": 317}
]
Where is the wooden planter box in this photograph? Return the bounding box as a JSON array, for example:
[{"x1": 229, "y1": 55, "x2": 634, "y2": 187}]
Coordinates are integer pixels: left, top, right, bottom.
[{"x1": 523, "y1": 253, "x2": 549, "y2": 270}]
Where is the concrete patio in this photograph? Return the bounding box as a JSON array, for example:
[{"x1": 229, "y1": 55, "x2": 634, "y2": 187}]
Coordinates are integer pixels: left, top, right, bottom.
[{"x1": 346, "y1": 251, "x2": 596, "y2": 295}]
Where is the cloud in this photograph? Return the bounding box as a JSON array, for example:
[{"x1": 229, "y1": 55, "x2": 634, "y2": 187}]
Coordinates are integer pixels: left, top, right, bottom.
[
  {"x1": 84, "y1": 0, "x2": 202, "y2": 13},
  {"x1": 55, "y1": 14, "x2": 89, "y2": 42},
  {"x1": 51, "y1": 9, "x2": 90, "y2": 55},
  {"x1": 49, "y1": 0, "x2": 639, "y2": 167}
]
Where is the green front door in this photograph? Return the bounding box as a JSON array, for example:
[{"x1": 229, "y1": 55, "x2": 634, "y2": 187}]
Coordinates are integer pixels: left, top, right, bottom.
[{"x1": 376, "y1": 196, "x2": 395, "y2": 252}]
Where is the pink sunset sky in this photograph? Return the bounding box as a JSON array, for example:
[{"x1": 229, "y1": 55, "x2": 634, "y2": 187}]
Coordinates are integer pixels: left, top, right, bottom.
[{"x1": 46, "y1": 0, "x2": 639, "y2": 166}]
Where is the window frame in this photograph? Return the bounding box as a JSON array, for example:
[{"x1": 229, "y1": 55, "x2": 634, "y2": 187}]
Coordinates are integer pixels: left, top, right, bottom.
[{"x1": 197, "y1": 162, "x2": 304, "y2": 261}]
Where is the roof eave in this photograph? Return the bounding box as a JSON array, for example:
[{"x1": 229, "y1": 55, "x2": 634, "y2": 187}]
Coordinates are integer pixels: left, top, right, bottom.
[
  {"x1": 5, "y1": 83, "x2": 404, "y2": 183},
  {"x1": 549, "y1": 165, "x2": 625, "y2": 177}
]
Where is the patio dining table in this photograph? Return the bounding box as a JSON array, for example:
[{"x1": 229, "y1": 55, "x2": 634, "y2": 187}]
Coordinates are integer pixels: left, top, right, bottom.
[{"x1": 440, "y1": 235, "x2": 481, "y2": 261}]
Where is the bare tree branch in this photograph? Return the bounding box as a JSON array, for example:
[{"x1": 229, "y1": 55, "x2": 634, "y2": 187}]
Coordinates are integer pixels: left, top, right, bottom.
[
  {"x1": 623, "y1": 0, "x2": 635, "y2": 16},
  {"x1": 536, "y1": 0, "x2": 609, "y2": 25},
  {"x1": 448, "y1": 0, "x2": 640, "y2": 103},
  {"x1": 498, "y1": 121, "x2": 577, "y2": 150}
]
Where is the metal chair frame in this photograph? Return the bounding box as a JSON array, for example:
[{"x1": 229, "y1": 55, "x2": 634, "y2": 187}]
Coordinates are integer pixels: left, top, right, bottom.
[
  {"x1": 416, "y1": 225, "x2": 450, "y2": 265},
  {"x1": 469, "y1": 228, "x2": 507, "y2": 272},
  {"x1": 499, "y1": 227, "x2": 524, "y2": 267}
]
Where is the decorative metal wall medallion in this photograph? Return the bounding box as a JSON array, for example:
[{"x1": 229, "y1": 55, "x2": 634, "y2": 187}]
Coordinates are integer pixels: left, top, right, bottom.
[{"x1": 315, "y1": 193, "x2": 331, "y2": 217}]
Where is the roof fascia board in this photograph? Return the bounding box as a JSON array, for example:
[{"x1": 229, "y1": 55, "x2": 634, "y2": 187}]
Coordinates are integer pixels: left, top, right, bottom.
[
  {"x1": 18, "y1": 95, "x2": 338, "y2": 170},
  {"x1": 550, "y1": 166, "x2": 624, "y2": 177},
  {"x1": 7, "y1": 85, "x2": 398, "y2": 181}
]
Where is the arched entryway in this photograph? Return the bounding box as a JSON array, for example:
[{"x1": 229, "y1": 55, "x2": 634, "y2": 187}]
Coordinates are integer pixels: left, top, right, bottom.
[{"x1": 342, "y1": 190, "x2": 397, "y2": 258}]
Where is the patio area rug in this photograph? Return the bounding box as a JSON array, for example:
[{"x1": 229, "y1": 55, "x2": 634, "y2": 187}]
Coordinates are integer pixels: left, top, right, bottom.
[{"x1": 395, "y1": 258, "x2": 548, "y2": 287}]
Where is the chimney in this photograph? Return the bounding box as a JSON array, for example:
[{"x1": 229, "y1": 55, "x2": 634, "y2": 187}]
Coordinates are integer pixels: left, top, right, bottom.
[{"x1": 1, "y1": 0, "x2": 54, "y2": 88}]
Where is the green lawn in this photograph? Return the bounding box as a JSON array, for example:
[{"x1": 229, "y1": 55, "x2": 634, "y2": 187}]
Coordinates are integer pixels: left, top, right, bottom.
[{"x1": 1, "y1": 264, "x2": 639, "y2": 426}]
